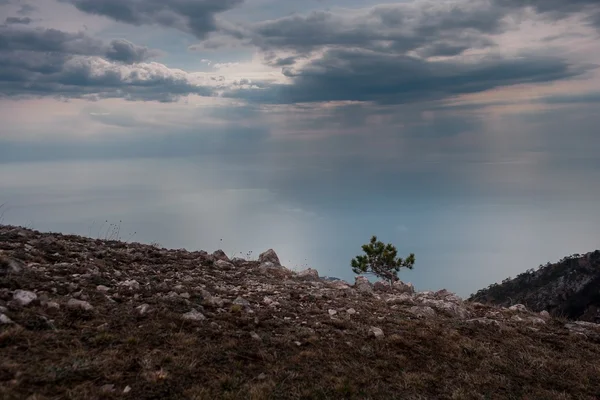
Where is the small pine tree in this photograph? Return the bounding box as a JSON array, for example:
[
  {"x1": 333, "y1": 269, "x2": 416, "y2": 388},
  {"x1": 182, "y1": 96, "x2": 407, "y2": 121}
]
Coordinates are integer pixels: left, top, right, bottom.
[{"x1": 351, "y1": 236, "x2": 415, "y2": 286}]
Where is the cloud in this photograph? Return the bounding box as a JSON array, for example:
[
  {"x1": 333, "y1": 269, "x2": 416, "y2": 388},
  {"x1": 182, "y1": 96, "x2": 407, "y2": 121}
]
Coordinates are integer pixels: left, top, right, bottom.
[
  {"x1": 0, "y1": 24, "x2": 211, "y2": 101},
  {"x1": 207, "y1": 0, "x2": 598, "y2": 106},
  {"x1": 17, "y1": 4, "x2": 36, "y2": 16},
  {"x1": 104, "y1": 38, "x2": 156, "y2": 63},
  {"x1": 244, "y1": 2, "x2": 505, "y2": 60},
  {"x1": 537, "y1": 92, "x2": 600, "y2": 105},
  {"x1": 0, "y1": 26, "x2": 156, "y2": 63},
  {"x1": 60, "y1": 0, "x2": 244, "y2": 38},
  {"x1": 224, "y1": 50, "x2": 586, "y2": 105},
  {"x1": 4, "y1": 17, "x2": 33, "y2": 25},
  {"x1": 493, "y1": 0, "x2": 600, "y2": 29},
  {"x1": 0, "y1": 55, "x2": 215, "y2": 101}
]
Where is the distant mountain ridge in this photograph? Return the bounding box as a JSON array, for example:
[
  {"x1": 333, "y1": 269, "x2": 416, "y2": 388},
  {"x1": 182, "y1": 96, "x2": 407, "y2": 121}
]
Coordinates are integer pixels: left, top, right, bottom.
[{"x1": 469, "y1": 250, "x2": 600, "y2": 322}]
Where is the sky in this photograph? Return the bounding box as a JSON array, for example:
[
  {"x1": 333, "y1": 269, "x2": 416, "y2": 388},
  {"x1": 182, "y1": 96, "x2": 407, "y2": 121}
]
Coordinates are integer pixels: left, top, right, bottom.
[{"x1": 1, "y1": 0, "x2": 600, "y2": 297}]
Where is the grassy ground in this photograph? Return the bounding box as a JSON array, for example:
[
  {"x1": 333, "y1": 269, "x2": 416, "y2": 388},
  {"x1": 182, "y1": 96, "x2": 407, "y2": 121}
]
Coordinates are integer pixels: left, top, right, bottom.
[{"x1": 2, "y1": 225, "x2": 600, "y2": 399}]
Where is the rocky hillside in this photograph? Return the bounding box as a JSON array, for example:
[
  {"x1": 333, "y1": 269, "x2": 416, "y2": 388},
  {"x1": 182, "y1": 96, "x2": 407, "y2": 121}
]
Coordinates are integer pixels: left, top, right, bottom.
[
  {"x1": 469, "y1": 251, "x2": 600, "y2": 322},
  {"x1": 2, "y1": 225, "x2": 600, "y2": 399}
]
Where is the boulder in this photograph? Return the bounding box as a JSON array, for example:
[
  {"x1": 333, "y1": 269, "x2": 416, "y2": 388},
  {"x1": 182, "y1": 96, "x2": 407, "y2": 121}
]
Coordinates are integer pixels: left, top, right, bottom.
[
  {"x1": 118, "y1": 280, "x2": 140, "y2": 290},
  {"x1": 418, "y1": 299, "x2": 470, "y2": 319},
  {"x1": 13, "y1": 290, "x2": 37, "y2": 307},
  {"x1": 329, "y1": 280, "x2": 351, "y2": 290},
  {"x1": 212, "y1": 250, "x2": 230, "y2": 262},
  {"x1": 0, "y1": 256, "x2": 24, "y2": 275},
  {"x1": 509, "y1": 304, "x2": 528, "y2": 312},
  {"x1": 258, "y1": 249, "x2": 280, "y2": 266},
  {"x1": 539, "y1": 310, "x2": 551, "y2": 320},
  {"x1": 409, "y1": 306, "x2": 436, "y2": 318},
  {"x1": 370, "y1": 327, "x2": 385, "y2": 339},
  {"x1": 182, "y1": 309, "x2": 206, "y2": 321},
  {"x1": 373, "y1": 281, "x2": 392, "y2": 292},
  {"x1": 386, "y1": 293, "x2": 415, "y2": 305},
  {"x1": 393, "y1": 281, "x2": 415, "y2": 294},
  {"x1": 233, "y1": 297, "x2": 251, "y2": 309},
  {"x1": 355, "y1": 276, "x2": 373, "y2": 294},
  {"x1": 0, "y1": 314, "x2": 14, "y2": 324},
  {"x1": 67, "y1": 299, "x2": 94, "y2": 311},
  {"x1": 137, "y1": 304, "x2": 151, "y2": 315},
  {"x1": 214, "y1": 259, "x2": 235, "y2": 270},
  {"x1": 297, "y1": 268, "x2": 319, "y2": 280}
]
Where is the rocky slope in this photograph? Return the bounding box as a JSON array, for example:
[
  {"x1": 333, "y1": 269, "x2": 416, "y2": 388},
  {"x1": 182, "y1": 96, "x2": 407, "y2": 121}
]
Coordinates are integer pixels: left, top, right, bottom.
[
  {"x1": 469, "y1": 251, "x2": 600, "y2": 322},
  {"x1": 2, "y1": 225, "x2": 600, "y2": 399}
]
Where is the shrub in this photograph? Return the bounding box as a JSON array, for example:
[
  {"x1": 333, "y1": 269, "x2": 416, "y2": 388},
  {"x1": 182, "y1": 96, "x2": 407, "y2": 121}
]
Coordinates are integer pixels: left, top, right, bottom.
[{"x1": 351, "y1": 236, "x2": 415, "y2": 286}]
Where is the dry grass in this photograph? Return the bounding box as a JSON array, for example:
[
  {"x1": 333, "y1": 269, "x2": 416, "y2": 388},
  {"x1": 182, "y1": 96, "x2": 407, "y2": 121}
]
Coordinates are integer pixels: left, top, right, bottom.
[{"x1": 2, "y1": 225, "x2": 600, "y2": 399}]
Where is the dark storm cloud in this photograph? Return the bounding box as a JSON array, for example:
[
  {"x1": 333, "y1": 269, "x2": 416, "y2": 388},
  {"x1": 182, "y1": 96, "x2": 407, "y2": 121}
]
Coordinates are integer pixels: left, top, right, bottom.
[
  {"x1": 4, "y1": 17, "x2": 32, "y2": 25},
  {"x1": 0, "y1": 26, "x2": 155, "y2": 63},
  {"x1": 0, "y1": 26, "x2": 213, "y2": 101},
  {"x1": 0, "y1": 53, "x2": 214, "y2": 101},
  {"x1": 105, "y1": 39, "x2": 155, "y2": 63},
  {"x1": 224, "y1": 50, "x2": 586, "y2": 105},
  {"x1": 60, "y1": 0, "x2": 244, "y2": 38},
  {"x1": 248, "y1": 3, "x2": 505, "y2": 59}
]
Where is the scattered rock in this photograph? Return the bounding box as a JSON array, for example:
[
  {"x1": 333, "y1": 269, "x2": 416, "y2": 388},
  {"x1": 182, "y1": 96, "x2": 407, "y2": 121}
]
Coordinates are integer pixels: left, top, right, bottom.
[
  {"x1": 528, "y1": 317, "x2": 547, "y2": 325},
  {"x1": 418, "y1": 299, "x2": 470, "y2": 319},
  {"x1": 566, "y1": 321, "x2": 600, "y2": 331},
  {"x1": 250, "y1": 332, "x2": 261, "y2": 341},
  {"x1": 13, "y1": 290, "x2": 37, "y2": 307},
  {"x1": 257, "y1": 373, "x2": 267, "y2": 381},
  {"x1": 328, "y1": 309, "x2": 337, "y2": 316},
  {"x1": 539, "y1": 310, "x2": 551, "y2": 320},
  {"x1": 373, "y1": 281, "x2": 392, "y2": 292},
  {"x1": 0, "y1": 314, "x2": 14, "y2": 324},
  {"x1": 0, "y1": 256, "x2": 24, "y2": 275},
  {"x1": 329, "y1": 280, "x2": 351, "y2": 290},
  {"x1": 123, "y1": 386, "x2": 132, "y2": 394},
  {"x1": 370, "y1": 327, "x2": 384, "y2": 339},
  {"x1": 212, "y1": 250, "x2": 230, "y2": 262},
  {"x1": 468, "y1": 318, "x2": 501, "y2": 328},
  {"x1": 355, "y1": 276, "x2": 373, "y2": 294},
  {"x1": 393, "y1": 280, "x2": 415, "y2": 294},
  {"x1": 346, "y1": 308, "x2": 357, "y2": 315},
  {"x1": 96, "y1": 285, "x2": 110, "y2": 293},
  {"x1": 182, "y1": 309, "x2": 206, "y2": 321},
  {"x1": 67, "y1": 299, "x2": 94, "y2": 311},
  {"x1": 511, "y1": 315, "x2": 525, "y2": 322},
  {"x1": 137, "y1": 304, "x2": 151, "y2": 315},
  {"x1": 200, "y1": 289, "x2": 225, "y2": 308},
  {"x1": 100, "y1": 384, "x2": 115, "y2": 393},
  {"x1": 233, "y1": 297, "x2": 251, "y2": 309},
  {"x1": 509, "y1": 304, "x2": 528, "y2": 312},
  {"x1": 214, "y1": 259, "x2": 235, "y2": 270},
  {"x1": 386, "y1": 293, "x2": 415, "y2": 305},
  {"x1": 258, "y1": 249, "x2": 280, "y2": 266},
  {"x1": 297, "y1": 268, "x2": 319, "y2": 280},
  {"x1": 45, "y1": 301, "x2": 60, "y2": 312},
  {"x1": 119, "y1": 280, "x2": 140, "y2": 290},
  {"x1": 408, "y1": 306, "x2": 436, "y2": 319}
]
